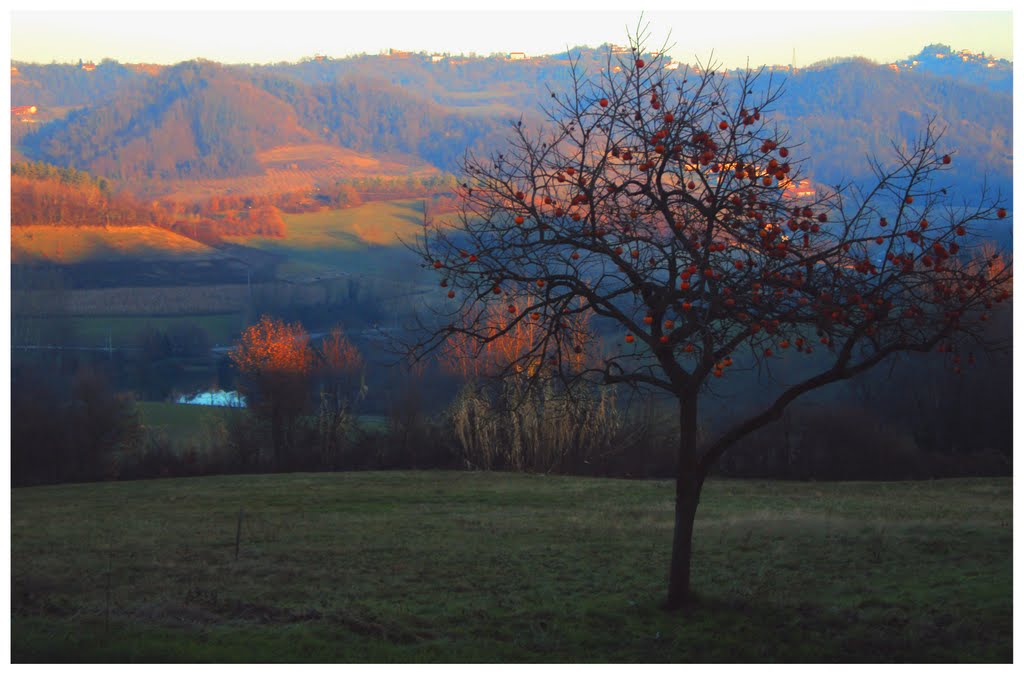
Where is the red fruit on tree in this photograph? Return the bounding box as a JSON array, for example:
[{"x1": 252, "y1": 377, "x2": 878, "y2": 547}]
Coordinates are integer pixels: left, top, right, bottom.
[{"x1": 600, "y1": 98, "x2": 609, "y2": 107}]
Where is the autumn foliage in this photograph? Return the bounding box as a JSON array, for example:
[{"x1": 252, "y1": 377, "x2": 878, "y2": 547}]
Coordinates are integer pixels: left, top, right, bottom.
[
  {"x1": 440, "y1": 295, "x2": 594, "y2": 380},
  {"x1": 230, "y1": 316, "x2": 312, "y2": 377}
]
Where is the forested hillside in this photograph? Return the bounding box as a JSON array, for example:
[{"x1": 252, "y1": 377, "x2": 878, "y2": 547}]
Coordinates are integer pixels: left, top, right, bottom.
[{"x1": 12, "y1": 45, "x2": 1012, "y2": 199}]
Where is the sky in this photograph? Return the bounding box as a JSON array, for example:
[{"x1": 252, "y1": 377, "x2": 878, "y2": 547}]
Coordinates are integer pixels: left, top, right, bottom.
[{"x1": 7, "y1": 3, "x2": 1016, "y2": 70}]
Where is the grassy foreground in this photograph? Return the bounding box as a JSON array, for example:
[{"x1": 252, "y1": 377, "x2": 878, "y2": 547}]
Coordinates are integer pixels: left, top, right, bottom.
[{"x1": 11, "y1": 472, "x2": 1011, "y2": 662}]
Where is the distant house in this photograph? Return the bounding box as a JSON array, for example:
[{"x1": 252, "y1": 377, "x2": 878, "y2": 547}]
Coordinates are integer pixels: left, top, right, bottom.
[
  {"x1": 314, "y1": 53, "x2": 327, "y2": 62},
  {"x1": 887, "y1": 64, "x2": 900, "y2": 72},
  {"x1": 388, "y1": 49, "x2": 412, "y2": 59},
  {"x1": 508, "y1": 52, "x2": 527, "y2": 61},
  {"x1": 431, "y1": 54, "x2": 444, "y2": 63},
  {"x1": 81, "y1": 61, "x2": 96, "y2": 71}
]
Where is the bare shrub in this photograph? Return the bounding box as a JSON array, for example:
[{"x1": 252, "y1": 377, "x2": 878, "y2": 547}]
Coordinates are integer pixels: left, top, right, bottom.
[{"x1": 448, "y1": 379, "x2": 622, "y2": 473}]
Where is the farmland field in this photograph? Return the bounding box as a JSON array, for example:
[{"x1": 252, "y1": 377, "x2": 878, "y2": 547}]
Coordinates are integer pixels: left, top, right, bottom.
[
  {"x1": 11, "y1": 472, "x2": 1011, "y2": 662},
  {"x1": 160, "y1": 144, "x2": 440, "y2": 202}
]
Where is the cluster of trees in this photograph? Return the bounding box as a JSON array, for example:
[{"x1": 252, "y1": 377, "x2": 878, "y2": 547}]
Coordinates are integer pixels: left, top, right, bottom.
[
  {"x1": 11, "y1": 160, "x2": 292, "y2": 240},
  {"x1": 329, "y1": 173, "x2": 459, "y2": 205},
  {"x1": 12, "y1": 361, "x2": 141, "y2": 486},
  {"x1": 229, "y1": 316, "x2": 366, "y2": 469},
  {"x1": 11, "y1": 161, "x2": 145, "y2": 227}
]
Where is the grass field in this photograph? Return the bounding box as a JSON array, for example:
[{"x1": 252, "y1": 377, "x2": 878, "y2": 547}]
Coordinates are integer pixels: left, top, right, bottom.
[
  {"x1": 223, "y1": 200, "x2": 432, "y2": 282},
  {"x1": 69, "y1": 313, "x2": 243, "y2": 347},
  {"x1": 11, "y1": 472, "x2": 1011, "y2": 662},
  {"x1": 11, "y1": 226, "x2": 219, "y2": 264},
  {"x1": 137, "y1": 402, "x2": 245, "y2": 443},
  {"x1": 137, "y1": 402, "x2": 390, "y2": 443}
]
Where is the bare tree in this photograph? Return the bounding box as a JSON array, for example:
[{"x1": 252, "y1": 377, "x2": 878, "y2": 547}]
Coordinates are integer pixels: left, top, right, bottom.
[{"x1": 406, "y1": 26, "x2": 1011, "y2": 609}]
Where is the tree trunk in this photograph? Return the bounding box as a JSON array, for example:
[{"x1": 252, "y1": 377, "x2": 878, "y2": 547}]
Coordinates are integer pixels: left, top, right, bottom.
[{"x1": 666, "y1": 395, "x2": 702, "y2": 609}]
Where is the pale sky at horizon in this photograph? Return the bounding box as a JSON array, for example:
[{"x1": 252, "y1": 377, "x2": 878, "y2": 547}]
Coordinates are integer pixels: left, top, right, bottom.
[{"x1": 8, "y1": 6, "x2": 1015, "y2": 70}]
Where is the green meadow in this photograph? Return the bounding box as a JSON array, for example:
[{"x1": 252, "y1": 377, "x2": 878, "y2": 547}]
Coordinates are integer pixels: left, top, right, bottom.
[
  {"x1": 11, "y1": 472, "x2": 1011, "y2": 662},
  {"x1": 69, "y1": 313, "x2": 242, "y2": 347},
  {"x1": 226, "y1": 200, "x2": 433, "y2": 281}
]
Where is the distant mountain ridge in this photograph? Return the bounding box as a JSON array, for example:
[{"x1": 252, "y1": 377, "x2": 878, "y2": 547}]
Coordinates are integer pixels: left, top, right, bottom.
[{"x1": 12, "y1": 45, "x2": 1013, "y2": 200}]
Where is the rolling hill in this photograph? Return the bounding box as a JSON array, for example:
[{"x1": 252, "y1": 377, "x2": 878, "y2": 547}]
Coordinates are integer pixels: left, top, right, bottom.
[{"x1": 14, "y1": 48, "x2": 1012, "y2": 203}]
